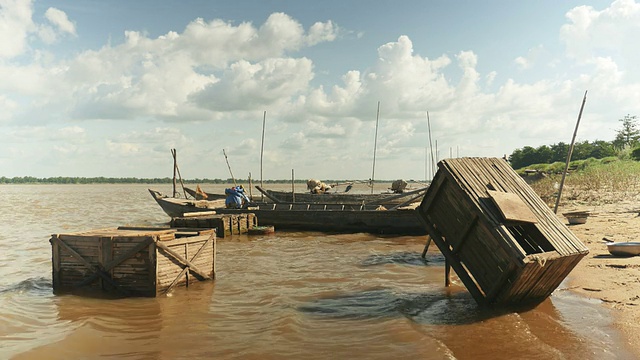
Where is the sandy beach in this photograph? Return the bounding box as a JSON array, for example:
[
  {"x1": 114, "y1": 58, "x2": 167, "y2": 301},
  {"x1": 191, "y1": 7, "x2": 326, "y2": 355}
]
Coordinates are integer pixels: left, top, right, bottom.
[{"x1": 557, "y1": 196, "x2": 640, "y2": 356}]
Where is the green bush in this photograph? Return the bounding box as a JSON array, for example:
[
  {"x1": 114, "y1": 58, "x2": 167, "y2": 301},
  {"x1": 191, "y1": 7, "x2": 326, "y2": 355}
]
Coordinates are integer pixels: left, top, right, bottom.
[
  {"x1": 631, "y1": 147, "x2": 640, "y2": 161},
  {"x1": 547, "y1": 161, "x2": 566, "y2": 173}
]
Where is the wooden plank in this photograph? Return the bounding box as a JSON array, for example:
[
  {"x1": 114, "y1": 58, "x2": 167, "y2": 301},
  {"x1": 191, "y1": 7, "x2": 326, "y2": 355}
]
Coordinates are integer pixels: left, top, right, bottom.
[
  {"x1": 163, "y1": 235, "x2": 212, "y2": 293},
  {"x1": 487, "y1": 190, "x2": 538, "y2": 223},
  {"x1": 51, "y1": 237, "x2": 130, "y2": 294},
  {"x1": 78, "y1": 237, "x2": 154, "y2": 288},
  {"x1": 423, "y1": 219, "x2": 487, "y2": 305},
  {"x1": 51, "y1": 236, "x2": 61, "y2": 289},
  {"x1": 99, "y1": 237, "x2": 113, "y2": 290},
  {"x1": 155, "y1": 241, "x2": 211, "y2": 280}
]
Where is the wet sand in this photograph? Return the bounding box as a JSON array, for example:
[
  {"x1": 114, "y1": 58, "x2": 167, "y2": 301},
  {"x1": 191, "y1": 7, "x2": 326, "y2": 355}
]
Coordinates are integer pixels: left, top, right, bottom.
[{"x1": 558, "y1": 198, "x2": 640, "y2": 356}]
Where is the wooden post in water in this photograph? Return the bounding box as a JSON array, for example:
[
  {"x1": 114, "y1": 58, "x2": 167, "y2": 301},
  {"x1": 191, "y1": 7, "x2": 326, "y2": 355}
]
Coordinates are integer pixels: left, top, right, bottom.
[
  {"x1": 554, "y1": 90, "x2": 588, "y2": 214},
  {"x1": 421, "y1": 236, "x2": 432, "y2": 259},
  {"x1": 248, "y1": 172, "x2": 253, "y2": 201}
]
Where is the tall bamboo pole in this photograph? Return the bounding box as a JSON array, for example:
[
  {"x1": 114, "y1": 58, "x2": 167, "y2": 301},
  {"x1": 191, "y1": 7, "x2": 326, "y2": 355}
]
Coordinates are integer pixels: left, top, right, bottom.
[
  {"x1": 291, "y1": 169, "x2": 295, "y2": 203},
  {"x1": 171, "y1": 148, "x2": 177, "y2": 197},
  {"x1": 260, "y1": 111, "x2": 266, "y2": 201},
  {"x1": 554, "y1": 90, "x2": 588, "y2": 214},
  {"x1": 427, "y1": 112, "x2": 435, "y2": 178},
  {"x1": 371, "y1": 101, "x2": 380, "y2": 194},
  {"x1": 223, "y1": 148, "x2": 237, "y2": 186}
]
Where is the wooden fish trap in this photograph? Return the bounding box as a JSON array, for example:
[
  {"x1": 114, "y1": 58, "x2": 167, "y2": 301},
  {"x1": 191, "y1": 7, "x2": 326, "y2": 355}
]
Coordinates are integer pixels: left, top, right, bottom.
[
  {"x1": 50, "y1": 227, "x2": 216, "y2": 297},
  {"x1": 417, "y1": 157, "x2": 589, "y2": 306},
  {"x1": 170, "y1": 213, "x2": 258, "y2": 237}
]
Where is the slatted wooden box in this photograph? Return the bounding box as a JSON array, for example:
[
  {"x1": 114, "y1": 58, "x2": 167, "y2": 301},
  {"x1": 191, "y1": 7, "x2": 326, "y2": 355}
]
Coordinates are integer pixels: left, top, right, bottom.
[
  {"x1": 50, "y1": 227, "x2": 216, "y2": 297},
  {"x1": 170, "y1": 213, "x2": 257, "y2": 237},
  {"x1": 417, "y1": 157, "x2": 589, "y2": 306}
]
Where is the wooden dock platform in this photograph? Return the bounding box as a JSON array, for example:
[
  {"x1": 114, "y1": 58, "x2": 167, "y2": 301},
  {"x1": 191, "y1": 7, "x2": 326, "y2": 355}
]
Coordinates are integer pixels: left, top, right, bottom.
[{"x1": 170, "y1": 213, "x2": 258, "y2": 237}]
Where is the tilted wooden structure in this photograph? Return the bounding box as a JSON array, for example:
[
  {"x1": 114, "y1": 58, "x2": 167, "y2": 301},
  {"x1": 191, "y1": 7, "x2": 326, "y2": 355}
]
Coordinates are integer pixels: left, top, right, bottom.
[
  {"x1": 416, "y1": 157, "x2": 589, "y2": 306},
  {"x1": 50, "y1": 227, "x2": 216, "y2": 297}
]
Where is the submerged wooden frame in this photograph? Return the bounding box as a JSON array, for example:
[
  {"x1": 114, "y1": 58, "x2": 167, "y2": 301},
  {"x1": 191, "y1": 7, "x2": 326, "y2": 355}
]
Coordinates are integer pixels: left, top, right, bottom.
[{"x1": 50, "y1": 228, "x2": 216, "y2": 297}]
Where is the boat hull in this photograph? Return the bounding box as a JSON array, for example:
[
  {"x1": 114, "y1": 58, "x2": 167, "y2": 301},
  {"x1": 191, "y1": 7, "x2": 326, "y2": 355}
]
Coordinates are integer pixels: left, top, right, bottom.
[
  {"x1": 148, "y1": 189, "x2": 223, "y2": 218},
  {"x1": 149, "y1": 189, "x2": 426, "y2": 235},
  {"x1": 263, "y1": 186, "x2": 427, "y2": 205},
  {"x1": 216, "y1": 206, "x2": 425, "y2": 235}
]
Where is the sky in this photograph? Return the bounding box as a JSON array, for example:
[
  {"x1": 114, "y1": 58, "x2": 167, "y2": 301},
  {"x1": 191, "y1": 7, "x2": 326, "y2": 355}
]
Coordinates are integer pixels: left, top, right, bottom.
[{"x1": 1, "y1": 0, "x2": 638, "y2": 181}]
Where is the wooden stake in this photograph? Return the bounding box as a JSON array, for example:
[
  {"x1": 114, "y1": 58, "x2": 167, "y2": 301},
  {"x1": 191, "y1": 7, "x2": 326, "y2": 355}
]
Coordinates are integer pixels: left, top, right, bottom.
[
  {"x1": 421, "y1": 235, "x2": 432, "y2": 259},
  {"x1": 445, "y1": 259, "x2": 451, "y2": 287},
  {"x1": 554, "y1": 90, "x2": 588, "y2": 214}
]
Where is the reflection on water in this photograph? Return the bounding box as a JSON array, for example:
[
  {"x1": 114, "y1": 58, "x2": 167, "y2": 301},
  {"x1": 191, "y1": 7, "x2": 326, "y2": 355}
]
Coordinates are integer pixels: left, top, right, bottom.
[
  {"x1": 0, "y1": 184, "x2": 634, "y2": 359},
  {"x1": 360, "y1": 251, "x2": 443, "y2": 266}
]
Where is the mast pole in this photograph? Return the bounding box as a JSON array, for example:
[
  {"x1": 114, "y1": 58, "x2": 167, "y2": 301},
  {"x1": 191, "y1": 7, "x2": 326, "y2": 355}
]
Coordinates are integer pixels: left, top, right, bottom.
[
  {"x1": 371, "y1": 101, "x2": 380, "y2": 194},
  {"x1": 260, "y1": 110, "x2": 266, "y2": 201}
]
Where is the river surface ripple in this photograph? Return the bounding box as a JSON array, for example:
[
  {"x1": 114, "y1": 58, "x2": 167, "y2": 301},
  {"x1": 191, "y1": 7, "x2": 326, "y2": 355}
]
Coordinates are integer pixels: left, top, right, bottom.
[{"x1": 0, "y1": 184, "x2": 633, "y2": 359}]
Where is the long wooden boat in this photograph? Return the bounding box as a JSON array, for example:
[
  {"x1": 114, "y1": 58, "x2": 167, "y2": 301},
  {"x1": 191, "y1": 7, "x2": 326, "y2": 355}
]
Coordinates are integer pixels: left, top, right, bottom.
[
  {"x1": 148, "y1": 189, "x2": 224, "y2": 218},
  {"x1": 149, "y1": 189, "x2": 426, "y2": 235},
  {"x1": 261, "y1": 186, "x2": 428, "y2": 205}
]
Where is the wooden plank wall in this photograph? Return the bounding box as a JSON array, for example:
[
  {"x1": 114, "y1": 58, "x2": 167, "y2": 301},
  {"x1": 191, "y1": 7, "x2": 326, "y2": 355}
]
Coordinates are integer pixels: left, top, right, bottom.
[
  {"x1": 418, "y1": 174, "x2": 517, "y2": 303},
  {"x1": 109, "y1": 235, "x2": 157, "y2": 296},
  {"x1": 155, "y1": 235, "x2": 216, "y2": 293},
  {"x1": 51, "y1": 228, "x2": 216, "y2": 297},
  {"x1": 171, "y1": 213, "x2": 257, "y2": 237},
  {"x1": 51, "y1": 234, "x2": 102, "y2": 290}
]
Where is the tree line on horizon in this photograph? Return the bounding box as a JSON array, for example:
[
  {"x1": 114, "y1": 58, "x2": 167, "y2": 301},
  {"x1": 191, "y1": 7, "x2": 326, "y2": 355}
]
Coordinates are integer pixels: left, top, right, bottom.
[
  {"x1": 509, "y1": 114, "x2": 640, "y2": 169},
  {"x1": 0, "y1": 176, "x2": 381, "y2": 185}
]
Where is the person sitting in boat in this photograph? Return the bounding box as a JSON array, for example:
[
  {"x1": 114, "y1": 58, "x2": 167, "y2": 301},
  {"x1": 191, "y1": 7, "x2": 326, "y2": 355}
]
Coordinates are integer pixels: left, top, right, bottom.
[
  {"x1": 390, "y1": 179, "x2": 408, "y2": 194},
  {"x1": 225, "y1": 185, "x2": 250, "y2": 208},
  {"x1": 307, "y1": 179, "x2": 331, "y2": 194}
]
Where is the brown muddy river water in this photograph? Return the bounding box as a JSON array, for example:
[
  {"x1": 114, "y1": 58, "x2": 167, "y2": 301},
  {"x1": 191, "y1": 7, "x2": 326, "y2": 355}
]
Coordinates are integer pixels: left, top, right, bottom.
[{"x1": 0, "y1": 184, "x2": 634, "y2": 359}]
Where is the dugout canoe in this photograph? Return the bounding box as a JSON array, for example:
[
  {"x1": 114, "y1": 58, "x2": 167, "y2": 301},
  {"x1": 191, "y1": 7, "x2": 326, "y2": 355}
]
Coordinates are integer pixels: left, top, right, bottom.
[
  {"x1": 149, "y1": 189, "x2": 224, "y2": 218},
  {"x1": 149, "y1": 189, "x2": 425, "y2": 235},
  {"x1": 261, "y1": 186, "x2": 428, "y2": 205}
]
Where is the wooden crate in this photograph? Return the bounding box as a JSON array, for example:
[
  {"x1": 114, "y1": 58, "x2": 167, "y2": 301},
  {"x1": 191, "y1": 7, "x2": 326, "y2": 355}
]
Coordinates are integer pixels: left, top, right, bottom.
[
  {"x1": 50, "y1": 227, "x2": 216, "y2": 297},
  {"x1": 170, "y1": 213, "x2": 257, "y2": 237},
  {"x1": 417, "y1": 157, "x2": 589, "y2": 306}
]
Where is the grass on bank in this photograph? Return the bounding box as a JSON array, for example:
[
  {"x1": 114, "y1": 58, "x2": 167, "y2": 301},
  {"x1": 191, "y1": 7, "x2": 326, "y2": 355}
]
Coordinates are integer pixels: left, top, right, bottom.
[{"x1": 519, "y1": 158, "x2": 640, "y2": 206}]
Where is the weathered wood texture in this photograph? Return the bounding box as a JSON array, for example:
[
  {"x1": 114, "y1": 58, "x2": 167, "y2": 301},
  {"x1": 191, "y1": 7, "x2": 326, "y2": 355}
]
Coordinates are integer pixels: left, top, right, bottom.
[
  {"x1": 170, "y1": 213, "x2": 257, "y2": 237},
  {"x1": 416, "y1": 157, "x2": 589, "y2": 306},
  {"x1": 50, "y1": 228, "x2": 216, "y2": 297}
]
